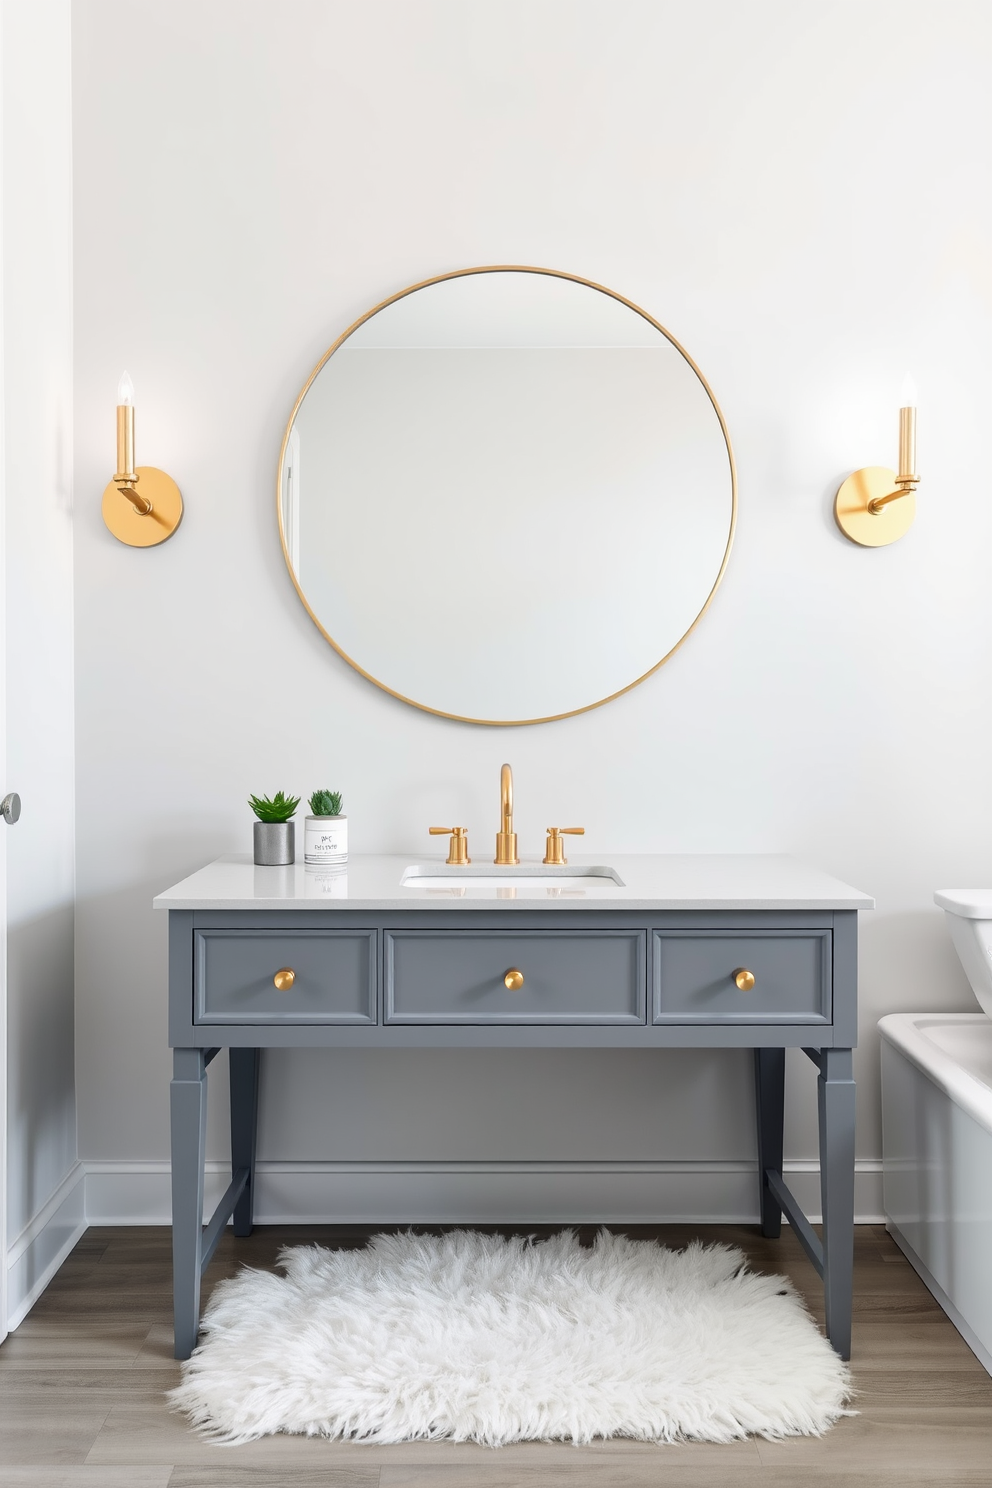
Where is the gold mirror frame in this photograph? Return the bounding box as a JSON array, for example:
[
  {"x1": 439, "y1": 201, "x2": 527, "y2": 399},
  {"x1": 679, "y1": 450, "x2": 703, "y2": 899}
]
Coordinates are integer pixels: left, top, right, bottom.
[{"x1": 276, "y1": 265, "x2": 738, "y2": 726}]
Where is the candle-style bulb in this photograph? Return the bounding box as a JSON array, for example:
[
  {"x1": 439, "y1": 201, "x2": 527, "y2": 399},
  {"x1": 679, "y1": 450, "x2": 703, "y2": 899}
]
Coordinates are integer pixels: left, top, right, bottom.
[
  {"x1": 115, "y1": 372, "x2": 137, "y2": 486},
  {"x1": 897, "y1": 376, "x2": 918, "y2": 484}
]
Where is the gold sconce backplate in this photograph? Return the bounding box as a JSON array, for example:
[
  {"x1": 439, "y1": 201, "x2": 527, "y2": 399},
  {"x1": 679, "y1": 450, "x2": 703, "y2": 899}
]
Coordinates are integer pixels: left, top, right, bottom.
[
  {"x1": 834, "y1": 466, "x2": 916, "y2": 548},
  {"x1": 102, "y1": 466, "x2": 184, "y2": 547}
]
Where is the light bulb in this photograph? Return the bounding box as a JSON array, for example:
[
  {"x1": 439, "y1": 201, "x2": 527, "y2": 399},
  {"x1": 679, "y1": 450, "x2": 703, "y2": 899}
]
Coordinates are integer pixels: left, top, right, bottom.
[
  {"x1": 900, "y1": 372, "x2": 917, "y2": 408},
  {"x1": 117, "y1": 370, "x2": 134, "y2": 407}
]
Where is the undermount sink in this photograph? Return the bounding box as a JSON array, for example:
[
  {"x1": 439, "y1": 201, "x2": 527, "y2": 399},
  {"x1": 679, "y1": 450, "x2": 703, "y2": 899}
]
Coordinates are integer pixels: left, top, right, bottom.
[{"x1": 400, "y1": 864, "x2": 625, "y2": 890}]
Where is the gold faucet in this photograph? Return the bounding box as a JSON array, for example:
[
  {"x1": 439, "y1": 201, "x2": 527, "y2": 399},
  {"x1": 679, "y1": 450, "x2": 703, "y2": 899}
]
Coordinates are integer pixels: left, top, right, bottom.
[
  {"x1": 429, "y1": 826, "x2": 471, "y2": 865},
  {"x1": 543, "y1": 826, "x2": 585, "y2": 865},
  {"x1": 494, "y1": 763, "x2": 519, "y2": 865}
]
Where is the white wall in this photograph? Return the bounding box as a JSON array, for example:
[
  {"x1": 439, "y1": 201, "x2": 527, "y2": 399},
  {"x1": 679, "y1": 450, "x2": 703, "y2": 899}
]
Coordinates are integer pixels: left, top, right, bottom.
[
  {"x1": 4, "y1": 0, "x2": 81, "y2": 1325},
  {"x1": 72, "y1": 0, "x2": 992, "y2": 1223}
]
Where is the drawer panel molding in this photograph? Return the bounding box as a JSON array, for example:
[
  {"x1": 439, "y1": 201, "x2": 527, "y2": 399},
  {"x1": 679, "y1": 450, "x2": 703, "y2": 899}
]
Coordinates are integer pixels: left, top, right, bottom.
[
  {"x1": 194, "y1": 929, "x2": 377, "y2": 1025},
  {"x1": 652, "y1": 929, "x2": 831, "y2": 1024},
  {"x1": 384, "y1": 928, "x2": 646, "y2": 1024}
]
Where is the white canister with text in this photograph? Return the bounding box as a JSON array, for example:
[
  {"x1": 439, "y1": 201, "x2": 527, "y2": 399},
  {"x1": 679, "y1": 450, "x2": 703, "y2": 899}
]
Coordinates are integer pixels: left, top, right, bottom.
[{"x1": 304, "y1": 813, "x2": 348, "y2": 866}]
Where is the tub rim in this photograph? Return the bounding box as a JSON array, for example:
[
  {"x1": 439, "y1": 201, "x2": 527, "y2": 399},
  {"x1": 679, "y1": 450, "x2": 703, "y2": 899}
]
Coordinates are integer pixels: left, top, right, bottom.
[{"x1": 879, "y1": 1012, "x2": 992, "y2": 1138}]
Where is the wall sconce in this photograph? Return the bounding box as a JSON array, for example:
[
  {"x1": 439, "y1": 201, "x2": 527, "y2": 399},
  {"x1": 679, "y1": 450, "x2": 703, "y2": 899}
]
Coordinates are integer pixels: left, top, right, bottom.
[
  {"x1": 101, "y1": 372, "x2": 184, "y2": 546},
  {"x1": 834, "y1": 377, "x2": 918, "y2": 547}
]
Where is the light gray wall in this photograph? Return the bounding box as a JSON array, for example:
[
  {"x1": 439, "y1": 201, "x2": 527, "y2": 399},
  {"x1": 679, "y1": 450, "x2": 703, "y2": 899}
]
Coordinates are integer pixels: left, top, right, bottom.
[
  {"x1": 4, "y1": 0, "x2": 77, "y2": 1268},
  {"x1": 72, "y1": 1, "x2": 992, "y2": 1218}
]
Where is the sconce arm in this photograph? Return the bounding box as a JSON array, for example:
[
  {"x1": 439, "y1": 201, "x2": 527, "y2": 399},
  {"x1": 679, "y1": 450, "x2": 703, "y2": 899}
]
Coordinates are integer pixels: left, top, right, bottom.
[
  {"x1": 113, "y1": 476, "x2": 153, "y2": 516},
  {"x1": 867, "y1": 480, "x2": 918, "y2": 514}
]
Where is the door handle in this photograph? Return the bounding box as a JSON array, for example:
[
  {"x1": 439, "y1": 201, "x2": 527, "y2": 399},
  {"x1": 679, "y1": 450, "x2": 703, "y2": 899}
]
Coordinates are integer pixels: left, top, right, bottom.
[{"x1": 1, "y1": 793, "x2": 21, "y2": 825}]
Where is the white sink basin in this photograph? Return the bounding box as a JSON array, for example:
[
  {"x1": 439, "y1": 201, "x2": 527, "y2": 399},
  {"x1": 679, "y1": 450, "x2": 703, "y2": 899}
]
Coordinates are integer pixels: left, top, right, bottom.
[{"x1": 400, "y1": 864, "x2": 624, "y2": 890}]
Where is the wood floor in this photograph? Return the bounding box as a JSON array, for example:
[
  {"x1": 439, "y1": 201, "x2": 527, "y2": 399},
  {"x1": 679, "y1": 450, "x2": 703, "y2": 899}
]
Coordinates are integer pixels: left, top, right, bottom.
[{"x1": 1, "y1": 1222, "x2": 990, "y2": 1487}]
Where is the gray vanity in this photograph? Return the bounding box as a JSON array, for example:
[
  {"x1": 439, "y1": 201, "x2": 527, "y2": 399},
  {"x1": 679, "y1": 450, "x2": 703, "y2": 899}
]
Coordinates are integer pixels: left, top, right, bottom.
[{"x1": 157, "y1": 852, "x2": 871, "y2": 1361}]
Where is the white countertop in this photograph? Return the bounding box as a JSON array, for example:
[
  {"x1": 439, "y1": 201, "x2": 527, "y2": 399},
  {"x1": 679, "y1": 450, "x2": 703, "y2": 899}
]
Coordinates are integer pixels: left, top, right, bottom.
[{"x1": 153, "y1": 854, "x2": 874, "y2": 912}]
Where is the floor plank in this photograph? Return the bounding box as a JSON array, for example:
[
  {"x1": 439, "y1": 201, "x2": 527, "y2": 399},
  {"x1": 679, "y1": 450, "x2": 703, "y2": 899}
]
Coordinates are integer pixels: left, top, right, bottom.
[
  {"x1": 0, "y1": 1222, "x2": 988, "y2": 1482},
  {"x1": 167, "y1": 1471, "x2": 378, "y2": 1488},
  {"x1": 0, "y1": 1471, "x2": 171, "y2": 1488},
  {"x1": 0, "y1": 1412, "x2": 112, "y2": 1468}
]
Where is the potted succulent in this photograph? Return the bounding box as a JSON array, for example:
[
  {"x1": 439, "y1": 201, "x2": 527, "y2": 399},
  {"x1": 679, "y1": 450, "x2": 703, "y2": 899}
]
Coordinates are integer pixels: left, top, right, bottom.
[
  {"x1": 304, "y1": 789, "x2": 347, "y2": 866},
  {"x1": 249, "y1": 791, "x2": 300, "y2": 865}
]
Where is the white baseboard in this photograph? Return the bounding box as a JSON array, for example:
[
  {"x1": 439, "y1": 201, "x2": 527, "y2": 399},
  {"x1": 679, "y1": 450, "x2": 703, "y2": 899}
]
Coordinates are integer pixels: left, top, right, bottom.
[
  {"x1": 5, "y1": 1157, "x2": 883, "y2": 1327},
  {"x1": 5, "y1": 1161, "x2": 87, "y2": 1331},
  {"x1": 83, "y1": 1157, "x2": 884, "y2": 1228}
]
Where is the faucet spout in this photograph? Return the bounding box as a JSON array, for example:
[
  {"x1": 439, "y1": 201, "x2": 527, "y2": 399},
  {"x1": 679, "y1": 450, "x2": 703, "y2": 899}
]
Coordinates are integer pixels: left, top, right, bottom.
[{"x1": 495, "y1": 763, "x2": 519, "y2": 865}]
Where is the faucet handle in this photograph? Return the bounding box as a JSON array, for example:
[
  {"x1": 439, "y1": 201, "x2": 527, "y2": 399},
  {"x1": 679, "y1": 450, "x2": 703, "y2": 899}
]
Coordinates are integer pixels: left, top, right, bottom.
[
  {"x1": 543, "y1": 826, "x2": 584, "y2": 866},
  {"x1": 429, "y1": 826, "x2": 471, "y2": 865}
]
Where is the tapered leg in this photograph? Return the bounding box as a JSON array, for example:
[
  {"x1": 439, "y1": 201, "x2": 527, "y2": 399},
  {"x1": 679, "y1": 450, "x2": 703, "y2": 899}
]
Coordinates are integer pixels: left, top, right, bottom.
[
  {"x1": 819, "y1": 1047, "x2": 856, "y2": 1359},
  {"x1": 229, "y1": 1047, "x2": 260, "y2": 1237},
  {"x1": 171, "y1": 1048, "x2": 207, "y2": 1360},
  {"x1": 754, "y1": 1047, "x2": 785, "y2": 1238}
]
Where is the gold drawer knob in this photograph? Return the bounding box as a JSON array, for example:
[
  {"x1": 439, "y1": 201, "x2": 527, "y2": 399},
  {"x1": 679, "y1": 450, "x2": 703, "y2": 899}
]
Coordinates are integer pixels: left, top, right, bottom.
[
  {"x1": 734, "y1": 967, "x2": 756, "y2": 992},
  {"x1": 273, "y1": 967, "x2": 296, "y2": 991},
  {"x1": 504, "y1": 968, "x2": 524, "y2": 991}
]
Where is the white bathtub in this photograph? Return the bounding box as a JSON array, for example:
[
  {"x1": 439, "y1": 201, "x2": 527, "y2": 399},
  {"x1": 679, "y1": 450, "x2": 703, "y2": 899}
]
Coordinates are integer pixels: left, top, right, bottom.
[{"x1": 880, "y1": 1013, "x2": 992, "y2": 1374}]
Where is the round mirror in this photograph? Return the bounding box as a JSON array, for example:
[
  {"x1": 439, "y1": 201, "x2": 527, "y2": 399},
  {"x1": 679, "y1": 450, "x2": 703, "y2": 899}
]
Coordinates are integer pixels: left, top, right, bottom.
[{"x1": 278, "y1": 267, "x2": 736, "y2": 725}]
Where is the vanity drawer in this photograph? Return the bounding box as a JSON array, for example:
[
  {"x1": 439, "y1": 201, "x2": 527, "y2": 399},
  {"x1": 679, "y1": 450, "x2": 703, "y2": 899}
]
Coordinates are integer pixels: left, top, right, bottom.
[
  {"x1": 652, "y1": 930, "x2": 831, "y2": 1024},
  {"x1": 384, "y1": 929, "x2": 646, "y2": 1024},
  {"x1": 194, "y1": 929, "x2": 377, "y2": 1024}
]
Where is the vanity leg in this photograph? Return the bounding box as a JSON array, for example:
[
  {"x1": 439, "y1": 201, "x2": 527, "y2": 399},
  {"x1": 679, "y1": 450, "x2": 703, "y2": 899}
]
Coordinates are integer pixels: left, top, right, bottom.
[
  {"x1": 818, "y1": 1047, "x2": 856, "y2": 1360},
  {"x1": 171, "y1": 1048, "x2": 207, "y2": 1361},
  {"x1": 754, "y1": 1048, "x2": 785, "y2": 1238},
  {"x1": 229, "y1": 1047, "x2": 260, "y2": 1237}
]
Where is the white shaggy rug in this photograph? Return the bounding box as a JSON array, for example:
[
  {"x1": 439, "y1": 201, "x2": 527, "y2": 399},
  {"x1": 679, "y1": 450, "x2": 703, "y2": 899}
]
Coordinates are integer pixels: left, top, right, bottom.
[{"x1": 171, "y1": 1229, "x2": 852, "y2": 1446}]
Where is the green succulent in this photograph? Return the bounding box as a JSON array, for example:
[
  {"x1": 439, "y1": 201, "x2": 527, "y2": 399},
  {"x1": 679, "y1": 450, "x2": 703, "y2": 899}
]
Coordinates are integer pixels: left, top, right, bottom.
[
  {"x1": 308, "y1": 789, "x2": 344, "y2": 817},
  {"x1": 248, "y1": 791, "x2": 300, "y2": 823}
]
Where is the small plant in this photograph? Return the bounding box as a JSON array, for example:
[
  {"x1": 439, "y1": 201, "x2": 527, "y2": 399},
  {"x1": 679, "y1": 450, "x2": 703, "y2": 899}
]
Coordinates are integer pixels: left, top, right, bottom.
[
  {"x1": 308, "y1": 789, "x2": 344, "y2": 817},
  {"x1": 248, "y1": 791, "x2": 300, "y2": 823}
]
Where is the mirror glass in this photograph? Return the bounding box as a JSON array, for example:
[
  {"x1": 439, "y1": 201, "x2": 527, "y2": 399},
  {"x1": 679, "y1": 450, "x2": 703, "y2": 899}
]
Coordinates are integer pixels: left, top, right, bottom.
[{"x1": 279, "y1": 268, "x2": 735, "y2": 724}]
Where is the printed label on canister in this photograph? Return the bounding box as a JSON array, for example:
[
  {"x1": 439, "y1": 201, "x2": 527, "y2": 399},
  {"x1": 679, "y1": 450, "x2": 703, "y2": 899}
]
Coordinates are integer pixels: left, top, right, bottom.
[{"x1": 304, "y1": 815, "x2": 348, "y2": 864}]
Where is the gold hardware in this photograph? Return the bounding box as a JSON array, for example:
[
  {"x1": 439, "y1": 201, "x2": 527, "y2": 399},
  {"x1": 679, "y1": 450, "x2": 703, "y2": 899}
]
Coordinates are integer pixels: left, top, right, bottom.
[
  {"x1": 114, "y1": 401, "x2": 151, "y2": 513},
  {"x1": 494, "y1": 762, "x2": 519, "y2": 865},
  {"x1": 429, "y1": 826, "x2": 471, "y2": 865},
  {"x1": 276, "y1": 265, "x2": 737, "y2": 725},
  {"x1": 103, "y1": 372, "x2": 183, "y2": 546},
  {"x1": 273, "y1": 968, "x2": 296, "y2": 991},
  {"x1": 103, "y1": 467, "x2": 184, "y2": 547},
  {"x1": 834, "y1": 394, "x2": 919, "y2": 547},
  {"x1": 503, "y1": 968, "x2": 524, "y2": 991},
  {"x1": 734, "y1": 968, "x2": 756, "y2": 991},
  {"x1": 543, "y1": 826, "x2": 585, "y2": 865}
]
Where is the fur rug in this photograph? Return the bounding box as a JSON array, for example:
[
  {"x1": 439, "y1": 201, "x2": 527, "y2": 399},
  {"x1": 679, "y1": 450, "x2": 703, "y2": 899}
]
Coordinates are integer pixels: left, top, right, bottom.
[{"x1": 170, "y1": 1229, "x2": 852, "y2": 1446}]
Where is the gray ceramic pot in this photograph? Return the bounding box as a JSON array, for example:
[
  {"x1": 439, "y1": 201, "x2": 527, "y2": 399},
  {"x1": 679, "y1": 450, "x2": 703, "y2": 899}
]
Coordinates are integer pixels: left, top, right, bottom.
[{"x1": 253, "y1": 820, "x2": 295, "y2": 866}]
